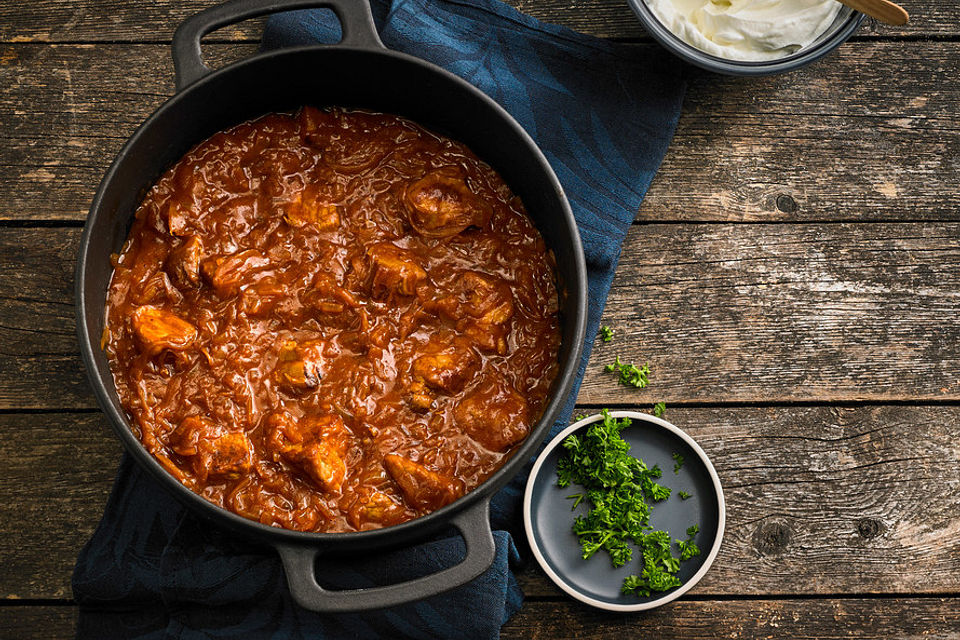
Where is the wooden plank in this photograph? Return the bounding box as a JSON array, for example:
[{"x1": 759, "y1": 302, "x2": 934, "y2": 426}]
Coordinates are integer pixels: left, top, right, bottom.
[
  {"x1": 1, "y1": 43, "x2": 957, "y2": 224},
  {"x1": 2, "y1": 407, "x2": 958, "y2": 599},
  {"x1": 0, "y1": 413, "x2": 121, "y2": 600},
  {"x1": 0, "y1": 44, "x2": 257, "y2": 223},
  {"x1": 0, "y1": 0, "x2": 953, "y2": 42},
  {"x1": 502, "y1": 598, "x2": 960, "y2": 639},
  {"x1": 0, "y1": 228, "x2": 94, "y2": 410},
  {"x1": 579, "y1": 222, "x2": 960, "y2": 403},
  {"x1": 644, "y1": 41, "x2": 960, "y2": 223},
  {"x1": 0, "y1": 607, "x2": 76, "y2": 640},
  {"x1": 1, "y1": 598, "x2": 958, "y2": 639},
  {"x1": 2, "y1": 223, "x2": 959, "y2": 409},
  {"x1": 0, "y1": 0, "x2": 263, "y2": 42}
]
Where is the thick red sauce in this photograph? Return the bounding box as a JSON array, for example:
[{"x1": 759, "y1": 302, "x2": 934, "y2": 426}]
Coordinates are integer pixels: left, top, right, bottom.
[{"x1": 104, "y1": 107, "x2": 561, "y2": 532}]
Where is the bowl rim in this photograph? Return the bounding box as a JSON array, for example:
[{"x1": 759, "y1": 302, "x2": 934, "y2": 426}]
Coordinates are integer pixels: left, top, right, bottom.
[
  {"x1": 625, "y1": 0, "x2": 865, "y2": 76},
  {"x1": 523, "y1": 410, "x2": 726, "y2": 611}
]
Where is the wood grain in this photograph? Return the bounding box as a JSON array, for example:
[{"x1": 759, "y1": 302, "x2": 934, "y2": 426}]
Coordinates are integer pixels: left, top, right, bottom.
[
  {"x1": 3, "y1": 223, "x2": 958, "y2": 409},
  {"x1": 578, "y1": 222, "x2": 960, "y2": 403},
  {"x1": 0, "y1": 228, "x2": 93, "y2": 410},
  {"x1": 1, "y1": 43, "x2": 958, "y2": 223},
  {"x1": 0, "y1": 0, "x2": 952, "y2": 42},
  {"x1": 642, "y1": 43, "x2": 960, "y2": 223},
  {"x1": 2, "y1": 598, "x2": 959, "y2": 639},
  {"x1": 0, "y1": 44, "x2": 257, "y2": 223},
  {"x1": 502, "y1": 598, "x2": 960, "y2": 639},
  {"x1": 0, "y1": 413, "x2": 120, "y2": 600},
  {"x1": 0, "y1": 607, "x2": 77, "y2": 640},
  {"x1": 0, "y1": 0, "x2": 263, "y2": 43},
  {"x1": 2, "y1": 407, "x2": 958, "y2": 600}
]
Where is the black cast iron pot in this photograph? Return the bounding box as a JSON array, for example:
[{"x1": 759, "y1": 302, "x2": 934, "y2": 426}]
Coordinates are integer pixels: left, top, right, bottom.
[{"x1": 75, "y1": 0, "x2": 587, "y2": 613}]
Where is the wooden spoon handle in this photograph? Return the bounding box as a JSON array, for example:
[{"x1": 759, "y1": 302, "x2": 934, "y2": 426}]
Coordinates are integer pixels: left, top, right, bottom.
[{"x1": 838, "y1": 0, "x2": 909, "y2": 26}]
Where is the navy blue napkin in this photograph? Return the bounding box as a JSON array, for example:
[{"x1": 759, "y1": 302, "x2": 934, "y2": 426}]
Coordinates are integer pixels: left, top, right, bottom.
[{"x1": 73, "y1": 0, "x2": 684, "y2": 637}]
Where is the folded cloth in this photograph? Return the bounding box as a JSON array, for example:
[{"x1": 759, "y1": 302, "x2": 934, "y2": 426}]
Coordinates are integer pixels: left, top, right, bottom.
[{"x1": 73, "y1": 1, "x2": 684, "y2": 637}]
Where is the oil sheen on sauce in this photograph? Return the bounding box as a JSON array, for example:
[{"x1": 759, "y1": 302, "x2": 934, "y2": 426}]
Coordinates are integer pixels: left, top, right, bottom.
[{"x1": 104, "y1": 107, "x2": 561, "y2": 533}]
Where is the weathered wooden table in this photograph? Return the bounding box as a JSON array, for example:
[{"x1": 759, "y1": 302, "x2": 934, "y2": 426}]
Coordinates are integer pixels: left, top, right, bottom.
[{"x1": 2, "y1": 0, "x2": 958, "y2": 637}]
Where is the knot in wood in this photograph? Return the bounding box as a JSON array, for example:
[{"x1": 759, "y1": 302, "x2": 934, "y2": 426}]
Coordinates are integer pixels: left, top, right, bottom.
[
  {"x1": 857, "y1": 518, "x2": 884, "y2": 539},
  {"x1": 776, "y1": 194, "x2": 798, "y2": 213},
  {"x1": 754, "y1": 521, "x2": 792, "y2": 556}
]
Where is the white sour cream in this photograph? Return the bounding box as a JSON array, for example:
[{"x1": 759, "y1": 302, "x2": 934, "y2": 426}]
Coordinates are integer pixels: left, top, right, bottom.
[{"x1": 644, "y1": 0, "x2": 844, "y2": 61}]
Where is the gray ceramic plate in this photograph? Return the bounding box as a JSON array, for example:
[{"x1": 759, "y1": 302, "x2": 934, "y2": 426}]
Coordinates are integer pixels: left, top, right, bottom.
[{"x1": 523, "y1": 411, "x2": 725, "y2": 611}]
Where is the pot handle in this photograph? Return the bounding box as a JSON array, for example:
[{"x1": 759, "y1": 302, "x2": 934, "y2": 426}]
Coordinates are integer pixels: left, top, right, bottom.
[
  {"x1": 172, "y1": 0, "x2": 385, "y2": 91},
  {"x1": 275, "y1": 499, "x2": 497, "y2": 612}
]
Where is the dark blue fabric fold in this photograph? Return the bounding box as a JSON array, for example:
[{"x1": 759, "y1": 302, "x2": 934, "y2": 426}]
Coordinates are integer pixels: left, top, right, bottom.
[{"x1": 73, "y1": 0, "x2": 684, "y2": 637}]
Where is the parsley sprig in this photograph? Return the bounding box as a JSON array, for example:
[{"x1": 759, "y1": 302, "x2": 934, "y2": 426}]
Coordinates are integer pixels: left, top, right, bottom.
[
  {"x1": 677, "y1": 525, "x2": 701, "y2": 561},
  {"x1": 672, "y1": 452, "x2": 685, "y2": 474},
  {"x1": 556, "y1": 409, "x2": 699, "y2": 599},
  {"x1": 621, "y1": 531, "x2": 682, "y2": 596},
  {"x1": 604, "y1": 357, "x2": 650, "y2": 388}
]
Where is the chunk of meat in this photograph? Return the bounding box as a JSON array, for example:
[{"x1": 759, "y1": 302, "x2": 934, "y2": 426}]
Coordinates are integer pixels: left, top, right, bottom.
[
  {"x1": 460, "y1": 272, "x2": 514, "y2": 353},
  {"x1": 200, "y1": 249, "x2": 270, "y2": 297},
  {"x1": 403, "y1": 168, "x2": 492, "y2": 238},
  {"x1": 239, "y1": 278, "x2": 287, "y2": 317},
  {"x1": 284, "y1": 187, "x2": 341, "y2": 231},
  {"x1": 263, "y1": 411, "x2": 299, "y2": 456},
  {"x1": 454, "y1": 379, "x2": 530, "y2": 452},
  {"x1": 163, "y1": 199, "x2": 192, "y2": 236},
  {"x1": 411, "y1": 338, "x2": 479, "y2": 395},
  {"x1": 404, "y1": 379, "x2": 434, "y2": 413},
  {"x1": 133, "y1": 271, "x2": 183, "y2": 307},
  {"x1": 274, "y1": 340, "x2": 331, "y2": 392},
  {"x1": 368, "y1": 243, "x2": 427, "y2": 298},
  {"x1": 166, "y1": 235, "x2": 203, "y2": 288},
  {"x1": 300, "y1": 107, "x2": 393, "y2": 172},
  {"x1": 460, "y1": 272, "x2": 514, "y2": 325},
  {"x1": 267, "y1": 412, "x2": 351, "y2": 455},
  {"x1": 426, "y1": 271, "x2": 514, "y2": 354},
  {"x1": 283, "y1": 440, "x2": 347, "y2": 493},
  {"x1": 310, "y1": 414, "x2": 353, "y2": 455},
  {"x1": 130, "y1": 305, "x2": 197, "y2": 356},
  {"x1": 298, "y1": 105, "x2": 335, "y2": 134},
  {"x1": 348, "y1": 488, "x2": 408, "y2": 530},
  {"x1": 301, "y1": 272, "x2": 360, "y2": 325},
  {"x1": 253, "y1": 146, "x2": 306, "y2": 196},
  {"x1": 170, "y1": 415, "x2": 254, "y2": 481},
  {"x1": 383, "y1": 454, "x2": 464, "y2": 512},
  {"x1": 265, "y1": 412, "x2": 352, "y2": 493}
]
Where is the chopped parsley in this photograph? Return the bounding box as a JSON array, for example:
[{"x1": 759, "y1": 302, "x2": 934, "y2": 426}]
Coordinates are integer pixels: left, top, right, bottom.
[
  {"x1": 604, "y1": 357, "x2": 650, "y2": 389},
  {"x1": 598, "y1": 325, "x2": 614, "y2": 342},
  {"x1": 621, "y1": 531, "x2": 682, "y2": 597},
  {"x1": 678, "y1": 490, "x2": 692, "y2": 500},
  {"x1": 653, "y1": 401, "x2": 666, "y2": 418},
  {"x1": 676, "y1": 525, "x2": 701, "y2": 561},
  {"x1": 556, "y1": 409, "x2": 699, "y2": 599},
  {"x1": 672, "y1": 452, "x2": 684, "y2": 474}
]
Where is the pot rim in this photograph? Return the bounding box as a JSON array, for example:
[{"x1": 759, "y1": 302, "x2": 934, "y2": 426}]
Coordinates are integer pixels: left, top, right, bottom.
[{"x1": 76, "y1": 41, "x2": 588, "y2": 546}]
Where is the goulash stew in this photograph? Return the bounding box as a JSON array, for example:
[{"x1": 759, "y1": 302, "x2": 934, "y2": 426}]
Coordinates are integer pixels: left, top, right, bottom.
[{"x1": 104, "y1": 108, "x2": 562, "y2": 532}]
